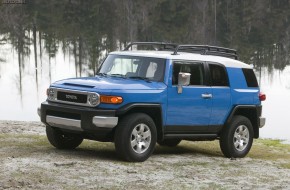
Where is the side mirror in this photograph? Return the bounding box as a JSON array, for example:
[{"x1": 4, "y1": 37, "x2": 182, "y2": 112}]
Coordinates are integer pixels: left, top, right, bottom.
[{"x1": 177, "y1": 72, "x2": 191, "y2": 94}]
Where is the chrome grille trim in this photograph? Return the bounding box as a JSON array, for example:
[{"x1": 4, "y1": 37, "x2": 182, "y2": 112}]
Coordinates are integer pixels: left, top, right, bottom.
[{"x1": 47, "y1": 87, "x2": 100, "y2": 107}]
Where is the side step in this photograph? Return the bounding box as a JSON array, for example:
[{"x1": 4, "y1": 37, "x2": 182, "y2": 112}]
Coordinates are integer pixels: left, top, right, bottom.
[{"x1": 164, "y1": 134, "x2": 218, "y2": 140}]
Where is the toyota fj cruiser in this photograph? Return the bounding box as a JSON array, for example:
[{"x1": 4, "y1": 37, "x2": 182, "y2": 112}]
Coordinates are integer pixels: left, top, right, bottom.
[{"x1": 38, "y1": 42, "x2": 266, "y2": 162}]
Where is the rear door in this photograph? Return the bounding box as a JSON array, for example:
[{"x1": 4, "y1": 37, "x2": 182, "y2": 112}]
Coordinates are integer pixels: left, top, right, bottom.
[{"x1": 207, "y1": 63, "x2": 231, "y2": 127}]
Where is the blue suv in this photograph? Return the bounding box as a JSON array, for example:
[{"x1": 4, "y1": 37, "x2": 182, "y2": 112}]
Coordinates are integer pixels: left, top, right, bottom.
[{"x1": 38, "y1": 42, "x2": 266, "y2": 162}]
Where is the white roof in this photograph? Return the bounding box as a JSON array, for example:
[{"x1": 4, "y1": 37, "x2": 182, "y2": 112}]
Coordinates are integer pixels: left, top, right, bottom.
[{"x1": 110, "y1": 50, "x2": 252, "y2": 69}]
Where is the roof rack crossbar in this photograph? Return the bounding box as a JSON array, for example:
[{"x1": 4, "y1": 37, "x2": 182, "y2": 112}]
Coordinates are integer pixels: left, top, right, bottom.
[
  {"x1": 173, "y1": 45, "x2": 238, "y2": 60},
  {"x1": 204, "y1": 51, "x2": 238, "y2": 60},
  {"x1": 124, "y1": 42, "x2": 177, "y2": 51},
  {"x1": 123, "y1": 42, "x2": 238, "y2": 60}
]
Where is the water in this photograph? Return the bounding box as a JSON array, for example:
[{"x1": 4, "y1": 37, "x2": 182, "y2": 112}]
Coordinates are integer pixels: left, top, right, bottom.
[
  {"x1": 1, "y1": 1, "x2": 290, "y2": 141},
  {"x1": 0, "y1": 42, "x2": 78, "y2": 121},
  {"x1": 259, "y1": 66, "x2": 290, "y2": 140}
]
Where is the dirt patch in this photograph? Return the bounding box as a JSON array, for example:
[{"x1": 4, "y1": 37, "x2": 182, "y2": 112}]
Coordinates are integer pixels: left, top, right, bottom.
[
  {"x1": 0, "y1": 121, "x2": 290, "y2": 189},
  {"x1": 0, "y1": 121, "x2": 45, "y2": 135}
]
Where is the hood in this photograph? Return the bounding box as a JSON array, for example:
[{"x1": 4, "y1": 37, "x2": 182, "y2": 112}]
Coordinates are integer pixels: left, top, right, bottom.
[{"x1": 52, "y1": 76, "x2": 166, "y2": 91}]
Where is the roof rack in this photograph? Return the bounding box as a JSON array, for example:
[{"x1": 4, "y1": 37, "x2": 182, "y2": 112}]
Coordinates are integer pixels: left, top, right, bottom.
[
  {"x1": 123, "y1": 42, "x2": 238, "y2": 60},
  {"x1": 124, "y1": 42, "x2": 177, "y2": 51},
  {"x1": 173, "y1": 45, "x2": 238, "y2": 60}
]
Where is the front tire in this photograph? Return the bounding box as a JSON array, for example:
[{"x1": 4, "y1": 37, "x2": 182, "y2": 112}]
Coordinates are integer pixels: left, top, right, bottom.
[
  {"x1": 114, "y1": 113, "x2": 157, "y2": 162},
  {"x1": 46, "y1": 125, "x2": 83, "y2": 149},
  {"x1": 219, "y1": 116, "x2": 254, "y2": 158}
]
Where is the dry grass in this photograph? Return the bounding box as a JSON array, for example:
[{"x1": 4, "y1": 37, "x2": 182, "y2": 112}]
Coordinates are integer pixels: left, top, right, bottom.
[
  {"x1": 1, "y1": 133, "x2": 290, "y2": 189},
  {"x1": 1, "y1": 133, "x2": 290, "y2": 161}
]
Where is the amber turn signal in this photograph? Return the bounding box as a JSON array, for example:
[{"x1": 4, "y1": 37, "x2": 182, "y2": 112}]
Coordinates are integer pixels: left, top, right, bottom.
[{"x1": 100, "y1": 95, "x2": 123, "y2": 104}]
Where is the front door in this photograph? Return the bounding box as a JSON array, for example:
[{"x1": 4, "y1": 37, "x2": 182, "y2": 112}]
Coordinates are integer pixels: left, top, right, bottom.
[{"x1": 166, "y1": 61, "x2": 212, "y2": 133}]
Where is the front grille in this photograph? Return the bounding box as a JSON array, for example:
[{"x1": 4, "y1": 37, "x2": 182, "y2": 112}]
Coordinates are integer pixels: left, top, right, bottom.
[
  {"x1": 57, "y1": 91, "x2": 87, "y2": 104},
  {"x1": 47, "y1": 87, "x2": 100, "y2": 107}
]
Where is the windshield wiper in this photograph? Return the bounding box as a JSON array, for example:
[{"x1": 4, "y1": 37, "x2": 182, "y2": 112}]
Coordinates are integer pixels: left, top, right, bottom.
[
  {"x1": 96, "y1": 73, "x2": 108, "y2": 76},
  {"x1": 129, "y1": 76, "x2": 151, "y2": 82},
  {"x1": 109, "y1": 74, "x2": 127, "y2": 78}
]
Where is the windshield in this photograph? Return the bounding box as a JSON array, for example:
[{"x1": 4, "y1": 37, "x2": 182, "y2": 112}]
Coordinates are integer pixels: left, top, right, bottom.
[{"x1": 98, "y1": 54, "x2": 166, "y2": 82}]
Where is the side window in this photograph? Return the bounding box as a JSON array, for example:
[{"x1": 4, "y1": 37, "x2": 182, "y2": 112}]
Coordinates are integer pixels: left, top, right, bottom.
[
  {"x1": 209, "y1": 64, "x2": 229, "y2": 86},
  {"x1": 172, "y1": 61, "x2": 205, "y2": 85},
  {"x1": 242, "y1": 68, "x2": 258, "y2": 87}
]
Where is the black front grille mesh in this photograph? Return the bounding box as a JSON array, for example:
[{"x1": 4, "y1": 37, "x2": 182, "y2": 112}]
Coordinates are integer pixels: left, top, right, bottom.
[{"x1": 57, "y1": 91, "x2": 87, "y2": 104}]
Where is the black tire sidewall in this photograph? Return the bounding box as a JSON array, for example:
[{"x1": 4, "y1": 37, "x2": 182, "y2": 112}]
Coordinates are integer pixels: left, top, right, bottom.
[
  {"x1": 115, "y1": 113, "x2": 157, "y2": 162},
  {"x1": 46, "y1": 125, "x2": 83, "y2": 149},
  {"x1": 220, "y1": 116, "x2": 254, "y2": 158}
]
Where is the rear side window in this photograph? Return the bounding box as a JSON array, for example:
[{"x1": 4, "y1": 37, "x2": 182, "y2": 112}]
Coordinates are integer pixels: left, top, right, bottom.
[
  {"x1": 209, "y1": 64, "x2": 229, "y2": 86},
  {"x1": 242, "y1": 68, "x2": 258, "y2": 87}
]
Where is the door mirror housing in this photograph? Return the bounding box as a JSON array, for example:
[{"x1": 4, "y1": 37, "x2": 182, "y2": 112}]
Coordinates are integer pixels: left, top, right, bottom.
[{"x1": 177, "y1": 72, "x2": 191, "y2": 94}]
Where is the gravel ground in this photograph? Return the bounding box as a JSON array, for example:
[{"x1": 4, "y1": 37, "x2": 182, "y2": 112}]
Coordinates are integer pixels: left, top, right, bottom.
[{"x1": 0, "y1": 120, "x2": 290, "y2": 190}]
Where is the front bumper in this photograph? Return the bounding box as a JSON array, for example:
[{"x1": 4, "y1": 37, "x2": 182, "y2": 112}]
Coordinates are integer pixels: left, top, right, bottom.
[{"x1": 39, "y1": 101, "x2": 118, "y2": 132}]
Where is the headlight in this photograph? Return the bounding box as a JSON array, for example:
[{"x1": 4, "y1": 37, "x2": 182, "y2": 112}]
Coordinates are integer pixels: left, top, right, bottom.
[
  {"x1": 88, "y1": 93, "x2": 100, "y2": 106},
  {"x1": 47, "y1": 88, "x2": 56, "y2": 100}
]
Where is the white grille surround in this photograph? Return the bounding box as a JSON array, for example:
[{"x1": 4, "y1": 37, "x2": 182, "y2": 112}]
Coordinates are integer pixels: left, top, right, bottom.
[{"x1": 47, "y1": 87, "x2": 100, "y2": 107}]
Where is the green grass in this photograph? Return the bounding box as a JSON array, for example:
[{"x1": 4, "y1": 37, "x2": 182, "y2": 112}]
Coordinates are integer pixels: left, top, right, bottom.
[
  {"x1": 249, "y1": 139, "x2": 290, "y2": 161},
  {"x1": 0, "y1": 133, "x2": 49, "y2": 147},
  {"x1": 281, "y1": 163, "x2": 290, "y2": 169}
]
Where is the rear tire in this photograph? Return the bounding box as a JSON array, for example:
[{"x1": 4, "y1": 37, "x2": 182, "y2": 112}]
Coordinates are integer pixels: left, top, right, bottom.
[
  {"x1": 46, "y1": 125, "x2": 83, "y2": 149},
  {"x1": 219, "y1": 116, "x2": 254, "y2": 158},
  {"x1": 114, "y1": 113, "x2": 157, "y2": 162},
  {"x1": 158, "y1": 139, "x2": 181, "y2": 147}
]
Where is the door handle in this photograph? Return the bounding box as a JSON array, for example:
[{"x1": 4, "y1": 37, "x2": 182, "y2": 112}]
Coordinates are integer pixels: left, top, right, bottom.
[{"x1": 201, "y1": 94, "x2": 212, "y2": 99}]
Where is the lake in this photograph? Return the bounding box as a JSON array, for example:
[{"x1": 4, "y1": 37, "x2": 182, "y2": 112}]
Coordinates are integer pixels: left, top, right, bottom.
[{"x1": 0, "y1": 1, "x2": 290, "y2": 141}]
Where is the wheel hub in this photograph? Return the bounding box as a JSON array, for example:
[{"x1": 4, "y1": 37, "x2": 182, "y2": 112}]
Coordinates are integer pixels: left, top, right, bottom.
[
  {"x1": 136, "y1": 134, "x2": 142, "y2": 142},
  {"x1": 233, "y1": 125, "x2": 249, "y2": 152},
  {"x1": 130, "y1": 123, "x2": 151, "y2": 154}
]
